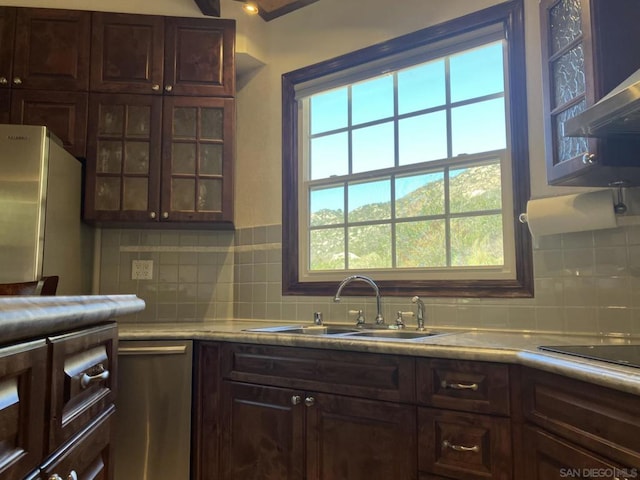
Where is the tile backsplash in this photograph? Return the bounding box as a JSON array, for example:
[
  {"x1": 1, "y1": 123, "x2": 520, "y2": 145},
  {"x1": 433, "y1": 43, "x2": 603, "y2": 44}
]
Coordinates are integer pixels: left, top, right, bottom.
[{"x1": 99, "y1": 223, "x2": 640, "y2": 336}]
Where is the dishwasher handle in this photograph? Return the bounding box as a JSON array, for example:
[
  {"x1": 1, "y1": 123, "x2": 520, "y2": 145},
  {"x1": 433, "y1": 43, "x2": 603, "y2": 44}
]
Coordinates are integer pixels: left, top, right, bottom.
[{"x1": 118, "y1": 345, "x2": 188, "y2": 356}]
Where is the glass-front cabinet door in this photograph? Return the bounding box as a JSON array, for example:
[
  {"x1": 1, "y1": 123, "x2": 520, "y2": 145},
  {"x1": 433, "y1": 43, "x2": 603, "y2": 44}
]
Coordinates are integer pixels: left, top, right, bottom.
[
  {"x1": 85, "y1": 93, "x2": 162, "y2": 222},
  {"x1": 161, "y1": 96, "x2": 234, "y2": 224}
]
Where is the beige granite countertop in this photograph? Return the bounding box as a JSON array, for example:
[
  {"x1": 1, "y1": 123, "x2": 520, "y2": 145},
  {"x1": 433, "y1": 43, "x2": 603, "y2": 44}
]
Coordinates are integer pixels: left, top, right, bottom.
[
  {"x1": 118, "y1": 320, "x2": 640, "y2": 396},
  {"x1": 0, "y1": 295, "x2": 145, "y2": 344}
]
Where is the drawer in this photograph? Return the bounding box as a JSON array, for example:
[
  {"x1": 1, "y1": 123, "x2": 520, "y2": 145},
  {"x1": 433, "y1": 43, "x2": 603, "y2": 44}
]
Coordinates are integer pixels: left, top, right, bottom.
[
  {"x1": 221, "y1": 343, "x2": 415, "y2": 402},
  {"x1": 417, "y1": 359, "x2": 510, "y2": 415},
  {"x1": 418, "y1": 407, "x2": 512, "y2": 480},
  {"x1": 521, "y1": 367, "x2": 640, "y2": 469},
  {"x1": 48, "y1": 323, "x2": 117, "y2": 453},
  {"x1": 0, "y1": 339, "x2": 47, "y2": 480},
  {"x1": 521, "y1": 425, "x2": 636, "y2": 479},
  {"x1": 41, "y1": 405, "x2": 114, "y2": 480}
]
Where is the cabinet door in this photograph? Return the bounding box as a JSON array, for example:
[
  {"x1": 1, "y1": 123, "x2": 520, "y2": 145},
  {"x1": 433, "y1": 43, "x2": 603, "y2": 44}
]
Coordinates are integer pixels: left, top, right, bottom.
[
  {"x1": 0, "y1": 340, "x2": 47, "y2": 480},
  {"x1": 306, "y1": 392, "x2": 417, "y2": 480},
  {"x1": 48, "y1": 324, "x2": 117, "y2": 454},
  {"x1": 41, "y1": 407, "x2": 114, "y2": 480},
  {"x1": 0, "y1": 7, "x2": 15, "y2": 89},
  {"x1": 0, "y1": 89, "x2": 9, "y2": 123},
  {"x1": 162, "y1": 96, "x2": 234, "y2": 224},
  {"x1": 90, "y1": 12, "x2": 164, "y2": 94},
  {"x1": 521, "y1": 426, "x2": 635, "y2": 480},
  {"x1": 10, "y1": 89, "x2": 88, "y2": 157},
  {"x1": 85, "y1": 93, "x2": 162, "y2": 223},
  {"x1": 220, "y1": 381, "x2": 305, "y2": 480},
  {"x1": 12, "y1": 8, "x2": 90, "y2": 91},
  {"x1": 164, "y1": 17, "x2": 235, "y2": 97},
  {"x1": 540, "y1": 0, "x2": 640, "y2": 186}
]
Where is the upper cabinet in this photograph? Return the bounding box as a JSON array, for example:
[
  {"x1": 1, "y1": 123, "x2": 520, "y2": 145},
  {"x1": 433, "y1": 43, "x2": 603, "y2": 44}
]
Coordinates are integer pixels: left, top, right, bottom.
[
  {"x1": 91, "y1": 13, "x2": 235, "y2": 97},
  {"x1": 0, "y1": 7, "x2": 89, "y2": 157},
  {"x1": 13, "y1": 8, "x2": 90, "y2": 91},
  {"x1": 540, "y1": 0, "x2": 640, "y2": 186}
]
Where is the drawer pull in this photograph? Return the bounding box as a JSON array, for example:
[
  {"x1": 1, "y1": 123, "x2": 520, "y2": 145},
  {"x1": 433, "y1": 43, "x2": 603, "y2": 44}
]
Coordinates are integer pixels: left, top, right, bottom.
[
  {"x1": 49, "y1": 472, "x2": 77, "y2": 480},
  {"x1": 80, "y1": 364, "x2": 109, "y2": 389},
  {"x1": 442, "y1": 439, "x2": 479, "y2": 453},
  {"x1": 304, "y1": 396, "x2": 315, "y2": 407},
  {"x1": 291, "y1": 395, "x2": 301, "y2": 405},
  {"x1": 440, "y1": 380, "x2": 478, "y2": 391}
]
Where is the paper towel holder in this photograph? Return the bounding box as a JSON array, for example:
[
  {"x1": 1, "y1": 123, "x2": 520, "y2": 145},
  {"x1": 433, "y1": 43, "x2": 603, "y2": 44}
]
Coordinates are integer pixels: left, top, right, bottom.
[{"x1": 518, "y1": 185, "x2": 627, "y2": 224}]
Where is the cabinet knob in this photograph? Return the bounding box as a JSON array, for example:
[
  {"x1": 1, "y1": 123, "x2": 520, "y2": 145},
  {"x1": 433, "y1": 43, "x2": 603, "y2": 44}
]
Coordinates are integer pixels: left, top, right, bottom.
[
  {"x1": 0, "y1": 76, "x2": 7, "y2": 85},
  {"x1": 48, "y1": 473, "x2": 76, "y2": 480},
  {"x1": 162, "y1": 212, "x2": 169, "y2": 219},
  {"x1": 304, "y1": 396, "x2": 315, "y2": 407},
  {"x1": 582, "y1": 153, "x2": 596, "y2": 165},
  {"x1": 12, "y1": 77, "x2": 22, "y2": 85},
  {"x1": 291, "y1": 395, "x2": 301, "y2": 405},
  {"x1": 165, "y1": 85, "x2": 173, "y2": 92},
  {"x1": 442, "y1": 439, "x2": 479, "y2": 453},
  {"x1": 152, "y1": 84, "x2": 160, "y2": 91},
  {"x1": 150, "y1": 211, "x2": 157, "y2": 219}
]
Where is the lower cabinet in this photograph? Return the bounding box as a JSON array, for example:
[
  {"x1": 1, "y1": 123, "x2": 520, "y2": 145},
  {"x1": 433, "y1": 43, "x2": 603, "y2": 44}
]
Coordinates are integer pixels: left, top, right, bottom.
[
  {"x1": 219, "y1": 381, "x2": 416, "y2": 480},
  {"x1": 0, "y1": 322, "x2": 117, "y2": 480},
  {"x1": 521, "y1": 426, "x2": 636, "y2": 480}
]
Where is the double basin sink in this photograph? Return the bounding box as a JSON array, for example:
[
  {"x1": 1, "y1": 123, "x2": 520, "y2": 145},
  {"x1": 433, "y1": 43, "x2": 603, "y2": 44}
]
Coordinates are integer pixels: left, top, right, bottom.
[{"x1": 245, "y1": 324, "x2": 444, "y2": 341}]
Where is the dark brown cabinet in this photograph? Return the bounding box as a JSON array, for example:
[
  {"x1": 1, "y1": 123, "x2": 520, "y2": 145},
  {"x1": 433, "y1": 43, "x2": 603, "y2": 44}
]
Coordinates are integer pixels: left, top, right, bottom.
[
  {"x1": 0, "y1": 7, "x2": 89, "y2": 157},
  {"x1": 196, "y1": 343, "x2": 417, "y2": 480},
  {"x1": 84, "y1": 93, "x2": 234, "y2": 225},
  {"x1": 518, "y1": 367, "x2": 640, "y2": 478},
  {"x1": 219, "y1": 381, "x2": 416, "y2": 480},
  {"x1": 85, "y1": 12, "x2": 236, "y2": 226},
  {"x1": 0, "y1": 322, "x2": 117, "y2": 480},
  {"x1": 540, "y1": 0, "x2": 640, "y2": 186},
  {"x1": 416, "y1": 359, "x2": 513, "y2": 480},
  {"x1": 91, "y1": 13, "x2": 234, "y2": 97},
  {"x1": 0, "y1": 340, "x2": 47, "y2": 480}
]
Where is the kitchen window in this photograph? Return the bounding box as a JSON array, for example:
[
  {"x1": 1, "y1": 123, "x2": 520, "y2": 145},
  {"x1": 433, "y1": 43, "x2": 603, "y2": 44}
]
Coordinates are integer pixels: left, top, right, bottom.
[{"x1": 282, "y1": 0, "x2": 532, "y2": 297}]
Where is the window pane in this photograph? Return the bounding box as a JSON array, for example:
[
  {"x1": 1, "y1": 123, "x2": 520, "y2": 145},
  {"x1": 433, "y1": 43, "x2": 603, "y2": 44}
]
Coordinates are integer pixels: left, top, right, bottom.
[
  {"x1": 310, "y1": 186, "x2": 344, "y2": 227},
  {"x1": 450, "y1": 214, "x2": 503, "y2": 266},
  {"x1": 310, "y1": 228, "x2": 345, "y2": 270},
  {"x1": 352, "y1": 122, "x2": 394, "y2": 173},
  {"x1": 174, "y1": 108, "x2": 197, "y2": 138},
  {"x1": 398, "y1": 59, "x2": 446, "y2": 114},
  {"x1": 95, "y1": 177, "x2": 121, "y2": 211},
  {"x1": 450, "y1": 42, "x2": 504, "y2": 103},
  {"x1": 352, "y1": 75, "x2": 394, "y2": 125},
  {"x1": 198, "y1": 179, "x2": 222, "y2": 211},
  {"x1": 311, "y1": 132, "x2": 348, "y2": 179},
  {"x1": 450, "y1": 163, "x2": 502, "y2": 213},
  {"x1": 396, "y1": 220, "x2": 446, "y2": 267},
  {"x1": 451, "y1": 98, "x2": 506, "y2": 156},
  {"x1": 348, "y1": 224, "x2": 391, "y2": 269},
  {"x1": 399, "y1": 112, "x2": 447, "y2": 165},
  {"x1": 97, "y1": 141, "x2": 122, "y2": 174},
  {"x1": 98, "y1": 105, "x2": 124, "y2": 135},
  {"x1": 201, "y1": 144, "x2": 223, "y2": 175},
  {"x1": 202, "y1": 108, "x2": 223, "y2": 140},
  {"x1": 123, "y1": 177, "x2": 148, "y2": 211},
  {"x1": 172, "y1": 179, "x2": 195, "y2": 211},
  {"x1": 311, "y1": 88, "x2": 348, "y2": 134},
  {"x1": 172, "y1": 143, "x2": 196, "y2": 174},
  {"x1": 124, "y1": 142, "x2": 149, "y2": 174},
  {"x1": 126, "y1": 106, "x2": 150, "y2": 137},
  {"x1": 396, "y1": 172, "x2": 445, "y2": 218},
  {"x1": 348, "y1": 179, "x2": 390, "y2": 222}
]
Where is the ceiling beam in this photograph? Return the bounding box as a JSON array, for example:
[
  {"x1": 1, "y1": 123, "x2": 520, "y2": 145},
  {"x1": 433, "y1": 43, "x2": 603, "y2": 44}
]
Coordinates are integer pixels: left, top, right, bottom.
[{"x1": 193, "y1": 0, "x2": 221, "y2": 17}]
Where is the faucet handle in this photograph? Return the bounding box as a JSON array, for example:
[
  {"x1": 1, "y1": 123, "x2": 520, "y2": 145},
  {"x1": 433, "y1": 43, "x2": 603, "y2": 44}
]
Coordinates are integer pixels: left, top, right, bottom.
[
  {"x1": 395, "y1": 311, "x2": 414, "y2": 329},
  {"x1": 348, "y1": 309, "x2": 366, "y2": 326}
]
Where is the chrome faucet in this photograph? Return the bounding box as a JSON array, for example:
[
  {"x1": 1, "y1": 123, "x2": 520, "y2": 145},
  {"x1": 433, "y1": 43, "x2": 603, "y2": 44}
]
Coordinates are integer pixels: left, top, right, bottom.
[
  {"x1": 411, "y1": 296, "x2": 426, "y2": 331},
  {"x1": 334, "y1": 275, "x2": 384, "y2": 326}
]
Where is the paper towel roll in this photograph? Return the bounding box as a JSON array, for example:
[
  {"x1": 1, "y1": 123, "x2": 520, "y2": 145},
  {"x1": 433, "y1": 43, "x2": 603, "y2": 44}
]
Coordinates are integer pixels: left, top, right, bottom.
[{"x1": 523, "y1": 190, "x2": 616, "y2": 239}]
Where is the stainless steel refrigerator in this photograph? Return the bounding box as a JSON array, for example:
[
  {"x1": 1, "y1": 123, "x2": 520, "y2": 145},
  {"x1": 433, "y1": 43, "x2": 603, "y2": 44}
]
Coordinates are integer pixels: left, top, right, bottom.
[{"x1": 0, "y1": 124, "x2": 93, "y2": 294}]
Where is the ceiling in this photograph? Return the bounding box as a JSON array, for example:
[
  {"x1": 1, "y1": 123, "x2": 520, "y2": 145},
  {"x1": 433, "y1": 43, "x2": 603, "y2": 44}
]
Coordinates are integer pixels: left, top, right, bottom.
[{"x1": 194, "y1": 0, "x2": 319, "y2": 21}]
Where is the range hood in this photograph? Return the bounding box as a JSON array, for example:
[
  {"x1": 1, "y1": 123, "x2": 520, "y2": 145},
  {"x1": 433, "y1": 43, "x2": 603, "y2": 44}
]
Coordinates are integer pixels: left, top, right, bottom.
[{"x1": 565, "y1": 68, "x2": 640, "y2": 137}]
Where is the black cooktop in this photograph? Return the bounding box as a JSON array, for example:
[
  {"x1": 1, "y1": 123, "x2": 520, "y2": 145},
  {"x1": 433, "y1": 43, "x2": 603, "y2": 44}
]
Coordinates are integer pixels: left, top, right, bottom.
[{"x1": 539, "y1": 344, "x2": 640, "y2": 369}]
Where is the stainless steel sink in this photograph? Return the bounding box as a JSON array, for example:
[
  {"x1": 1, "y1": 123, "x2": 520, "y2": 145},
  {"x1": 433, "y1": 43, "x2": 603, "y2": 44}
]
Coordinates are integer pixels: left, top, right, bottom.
[
  {"x1": 245, "y1": 324, "x2": 443, "y2": 340},
  {"x1": 349, "y1": 330, "x2": 440, "y2": 339},
  {"x1": 245, "y1": 325, "x2": 361, "y2": 335}
]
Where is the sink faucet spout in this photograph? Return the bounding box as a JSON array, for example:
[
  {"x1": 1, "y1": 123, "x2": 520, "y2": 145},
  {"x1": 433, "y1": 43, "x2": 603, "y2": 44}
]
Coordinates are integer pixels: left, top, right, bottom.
[{"x1": 334, "y1": 275, "x2": 384, "y2": 325}]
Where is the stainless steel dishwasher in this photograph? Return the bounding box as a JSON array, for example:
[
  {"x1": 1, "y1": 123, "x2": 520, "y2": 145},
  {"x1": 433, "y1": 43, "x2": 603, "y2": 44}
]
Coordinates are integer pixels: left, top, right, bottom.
[{"x1": 114, "y1": 340, "x2": 193, "y2": 480}]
